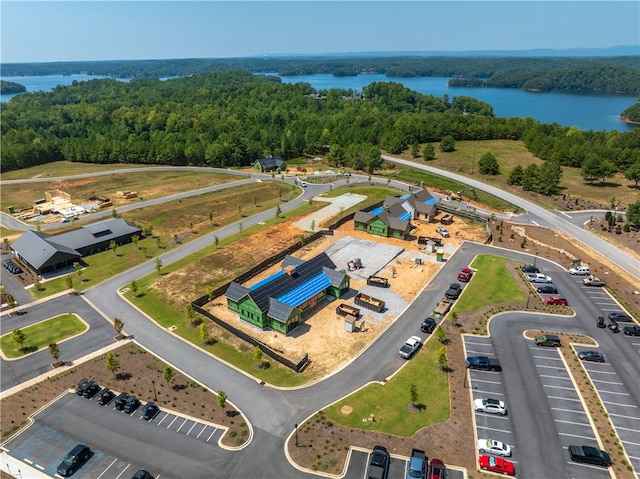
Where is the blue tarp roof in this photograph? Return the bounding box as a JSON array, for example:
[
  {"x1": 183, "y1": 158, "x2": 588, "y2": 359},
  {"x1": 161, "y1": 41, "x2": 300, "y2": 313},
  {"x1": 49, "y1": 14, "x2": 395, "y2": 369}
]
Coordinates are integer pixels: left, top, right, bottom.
[
  {"x1": 277, "y1": 272, "x2": 332, "y2": 306},
  {"x1": 370, "y1": 207, "x2": 384, "y2": 215},
  {"x1": 398, "y1": 211, "x2": 412, "y2": 220},
  {"x1": 400, "y1": 193, "x2": 411, "y2": 199},
  {"x1": 424, "y1": 197, "x2": 437, "y2": 205},
  {"x1": 250, "y1": 269, "x2": 286, "y2": 290}
]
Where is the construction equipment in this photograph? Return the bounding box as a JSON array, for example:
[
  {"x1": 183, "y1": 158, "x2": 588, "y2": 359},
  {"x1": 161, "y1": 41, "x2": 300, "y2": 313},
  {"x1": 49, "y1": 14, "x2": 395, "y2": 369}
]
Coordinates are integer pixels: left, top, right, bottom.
[
  {"x1": 347, "y1": 258, "x2": 362, "y2": 271},
  {"x1": 354, "y1": 292, "x2": 385, "y2": 312},
  {"x1": 450, "y1": 189, "x2": 477, "y2": 201}
]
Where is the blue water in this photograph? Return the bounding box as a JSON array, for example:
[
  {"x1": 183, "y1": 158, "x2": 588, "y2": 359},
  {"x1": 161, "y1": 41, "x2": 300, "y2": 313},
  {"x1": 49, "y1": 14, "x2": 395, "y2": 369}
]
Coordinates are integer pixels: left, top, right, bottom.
[{"x1": 2, "y1": 73, "x2": 637, "y2": 132}]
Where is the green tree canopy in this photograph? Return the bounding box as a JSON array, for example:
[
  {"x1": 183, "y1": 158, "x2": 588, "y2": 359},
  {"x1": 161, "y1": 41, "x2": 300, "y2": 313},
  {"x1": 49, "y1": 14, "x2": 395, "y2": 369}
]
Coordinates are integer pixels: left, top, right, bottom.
[{"x1": 478, "y1": 152, "x2": 500, "y2": 175}]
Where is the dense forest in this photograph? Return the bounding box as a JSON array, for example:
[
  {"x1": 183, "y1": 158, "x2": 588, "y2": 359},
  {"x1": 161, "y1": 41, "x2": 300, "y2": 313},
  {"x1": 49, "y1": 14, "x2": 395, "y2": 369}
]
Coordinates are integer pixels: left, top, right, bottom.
[
  {"x1": 2, "y1": 55, "x2": 639, "y2": 95},
  {"x1": 2, "y1": 70, "x2": 639, "y2": 195},
  {"x1": 0, "y1": 80, "x2": 27, "y2": 94},
  {"x1": 621, "y1": 103, "x2": 640, "y2": 123}
]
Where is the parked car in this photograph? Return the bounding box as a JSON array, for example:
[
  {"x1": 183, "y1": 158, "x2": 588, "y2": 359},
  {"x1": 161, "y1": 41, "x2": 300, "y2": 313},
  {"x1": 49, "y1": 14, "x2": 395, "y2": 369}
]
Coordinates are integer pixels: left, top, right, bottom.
[
  {"x1": 83, "y1": 381, "x2": 101, "y2": 399},
  {"x1": 544, "y1": 296, "x2": 568, "y2": 305},
  {"x1": 141, "y1": 402, "x2": 160, "y2": 420},
  {"x1": 76, "y1": 378, "x2": 90, "y2": 396},
  {"x1": 536, "y1": 285, "x2": 558, "y2": 294},
  {"x1": 366, "y1": 445, "x2": 390, "y2": 479},
  {"x1": 407, "y1": 448, "x2": 427, "y2": 479},
  {"x1": 583, "y1": 276, "x2": 606, "y2": 286},
  {"x1": 568, "y1": 445, "x2": 612, "y2": 467},
  {"x1": 609, "y1": 319, "x2": 620, "y2": 333},
  {"x1": 427, "y1": 458, "x2": 446, "y2": 479},
  {"x1": 569, "y1": 265, "x2": 591, "y2": 275},
  {"x1": 526, "y1": 273, "x2": 553, "y2": 283},
  {"x1": 435, "y1": 226, "x2": 450, "y2": 238},
  {"x1": 596, "y1": 316, "x2": 606, "y2": 328},
  {"x1": 521, "y1": 265, "x2": 540, "y2": 274},
  {"x1": 473, "y1": 398, "x2": 507, "y2": 415},
  {"x1": 131, "y1": 470, "x2": 153, "y2": 479},
  {"x1": 420, "y1": 317, "x2": 436, "y2": 334},
  {"x1": 477, "y1": 439, "x2": 512, "y2": 457},
  {"x1": 535, "y1": 334, "x2": 561, "y2": 347},
  {"x1": 123, "y1": 396, "x2": 140, "y2": 414},
  {"x1": 457, "y1": 267, "x2": 473, "y2": 282},
  {"x1": 465, "y1": 356, "x2": 502, "y2": 371},
  {"x1": 114, "y1": 392, "x2": 130, "y2": 410},
  {"x1": 479, "y1": 455, "x2": 516, "y2": 475},
  {"x1": 96, "y1": 389, "x2": 115, "y2": 406},
  {"x1": 56, "y1": 444, "x2": 91, "y2": 477},
  {"x1": 399, "y1": 336, "x2": 422, "y2": 359},
  {"x1": 607, "y1": 311, "x2": 632, "y2": 322},
  {"x1": 623, "y1": 325, "x2": 640, "y2": 336},
  {"x1": 445, "y1": 282, "x2": 462, "y2": 300},
  {"x1": 578, "y1": 351, "x2": 605, "y2": 362}
]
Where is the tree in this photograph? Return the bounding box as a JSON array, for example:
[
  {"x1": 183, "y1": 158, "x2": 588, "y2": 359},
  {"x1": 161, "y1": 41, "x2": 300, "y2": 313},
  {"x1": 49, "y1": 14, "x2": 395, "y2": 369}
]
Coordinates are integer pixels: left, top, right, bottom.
[
  {"x1": 111, "y1": 208, "x2": 118, "y2": 218},
  {"x1": 65, "y1": 276, "x2": 74, "y2": 291},
  {"x1": 421, "y1": 143, "x2": 435, "y2": 161},
  {"x1": 140, "y1": 245, "x2": 148, "y2": 258},
  {"x1": 275, "y1": 205, "x2": 281, "y2": 218},
  {"x1": 132, "y1": 234, "x2": 140, "y2": 248},
  {"x1": 237, "y1": 203, "x2": 242, "y2": 217},
  {"x1": 105, "y1": 351, "x2": 120, "y2": 377},
  {"x1": 163, "y1": 365, "x2": 174, "y2": 385},
  {"x1": 114, "y1": 317, "x2": 124, "y2": 334},
  {"x1": 209, "y1": 211, "x2": 214, "y2": 224},
  {"x1": 437, "y1": 346, "x2": 448, "y2": 371},
  {"x1": 435, "y1": 326, "x2": 447, "y2": 344},
  {"x1": 409, "y1": 383, "x2": 418, "y2": 406},
  {"x1": 627, "y1": 200, "x2": 640, "y2": 226},
  {"x1": 48, "y1": 342, "x2": 60, "y2": 360},
  {"x1": 155, "y1": 237, "x2": 162, "y2": 249},
  {"x1": 155, "y1": 257, "x2": 162, "y2": 275},
  {"x1": 521, "y1": 164, "x2": 539, "y2": 191},
  {"x1": 199, "y1": 322, "x2": 210, "y2": 345},
  {"x1": 537, "y1": 160, "x2": 563, "y2": 195},
  {"x1": 217, "y1": 389, "x2": 227, "y2": 408},
  {"x1": 131, "y1": 279, "x2": 139, "y2": 297},
  {"x1": 597, "y1": 160, "x2": 618, "y2": 184},
  {"x1": 625, "y1": 162, "x2": 640, "y2": 188},
  {"x1": 213, "y1": 235, "x2": 219, "y2": 248},
  {"x1": 11, "y1": 328, "x2": 26, "y2": 351},
  {"x1": 33, "y1": 279, "x2": 42, "y2": 291},
  {"x1": 478, "y1": 152, "x2": 500, "y2": 175},
  {"x1": 73, "y1": 261, "x2": 83, "y2": 282},
  {"x1": 186, "y1": 303, "x2": 199, "y2": 326},
  {"x1": 6, "y1": 294, "x2": 17, "y2": 309},
  {"x1": 410, "y1": 141, "x2": 420, "y2": 158},
  {"x1": 109, "y1": 240, "x2": 118, "y2": 256},
  {"x1": 439, "y1": 135, "x2": 455, "y2": 152},
  {"x1": 238, "y1": 222, "x2": 244, "y2": 233},
  {"x1": 580, "y1": 154, "x2": 602, "y2": 183},
  {"x1": 507, "y1": 165, "x2": 524, "y2": 185}
]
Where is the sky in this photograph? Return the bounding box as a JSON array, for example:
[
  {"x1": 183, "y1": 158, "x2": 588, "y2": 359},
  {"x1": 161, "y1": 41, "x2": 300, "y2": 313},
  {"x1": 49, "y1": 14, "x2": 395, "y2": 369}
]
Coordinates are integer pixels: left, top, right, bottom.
[{"x1": 1, "y1": 1, "x2": 638, "y2": 63}]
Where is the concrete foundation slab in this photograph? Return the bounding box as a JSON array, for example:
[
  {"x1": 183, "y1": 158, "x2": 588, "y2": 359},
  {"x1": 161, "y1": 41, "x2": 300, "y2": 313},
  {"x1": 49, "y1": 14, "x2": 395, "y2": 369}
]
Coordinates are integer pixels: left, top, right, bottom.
[{"x1": 324, "y1": 235, "x2": 404, "y2": 280}]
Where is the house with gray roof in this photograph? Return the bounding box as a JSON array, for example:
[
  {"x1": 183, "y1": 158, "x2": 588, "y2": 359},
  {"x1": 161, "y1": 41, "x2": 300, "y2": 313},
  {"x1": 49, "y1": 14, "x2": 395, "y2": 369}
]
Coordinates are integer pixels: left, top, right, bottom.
[
  {"x1": 225, "y1": 252, "x2": 350, "y2": 334},
  {"x1": 353, "y1": 189, "x2": 438, "y2": 239},
  {"x1": 253, "y1": 155, "x2": 285, "y2": 173},
  {"x1": 12, "y1": 218, "x2": 142, "y2": 275}
]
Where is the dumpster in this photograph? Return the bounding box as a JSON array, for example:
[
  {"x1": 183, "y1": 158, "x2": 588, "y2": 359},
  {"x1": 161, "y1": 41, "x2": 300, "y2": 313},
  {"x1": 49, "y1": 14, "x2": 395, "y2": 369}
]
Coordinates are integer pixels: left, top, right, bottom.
[{"x1": 436, "y1": 248, "x2": 444, "y2": 262}]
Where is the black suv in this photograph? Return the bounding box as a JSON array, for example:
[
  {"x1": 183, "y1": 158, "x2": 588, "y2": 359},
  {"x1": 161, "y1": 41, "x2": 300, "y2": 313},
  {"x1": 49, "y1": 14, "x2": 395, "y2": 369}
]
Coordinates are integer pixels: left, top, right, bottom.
[
  {"x1": 83, "y1": 381, "x2": 101, "y2": 399},
  {"x1": 57, "y1": 444, "x2": 91, "y2": 477},
  {"x1": 596, "y1": 316, "x2": 606, "y2": 328},
  {"x1": 535, "y1": 334, "x2": 561, "y2": 347},
  {"x1": 123, "y1": 396, "x2": 140, "y2": 414},
  {"x1": 76, "y1": 378, "x2": 91, "y2": 396},
  {"x1": 521, "y1": 265, "x2": 540, "y2": 274},
  {"x1": 131, "y1": 470, "x2": 153, "y2": 479},
  {"x1": 607, "y1": 311, "x2": 632, "y2": 322},
  {"x1": 97, "y1": 389, "x2": 115, "y2": 406},
  {"x1": 420, "y1": 317, "x2": 436, "y2": 334},
  {"x1": 367, "y1": 445, "x2": 390, "y2": 479},
  {"x1": 114, "y1": 392, "x2": 130, "y2": 410},
  {"x1": 141, "y1": 402, "x2": 159, "y2": 420}
]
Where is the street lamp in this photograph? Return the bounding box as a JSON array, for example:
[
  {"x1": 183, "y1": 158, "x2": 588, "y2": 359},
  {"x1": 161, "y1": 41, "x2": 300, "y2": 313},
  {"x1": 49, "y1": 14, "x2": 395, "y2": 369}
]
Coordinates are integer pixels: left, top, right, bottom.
[
  {"x1": 294, "y1": 423, "x2": 298, "y2": 447},
  {"x1": 533, "y1": 252, "x2": 538, "y2": 267},
  {"x1": 526, "y1": 291, "x2": 533, "y2": 309},
  {"x1": 152, "y1": 380, "x2": 157, "y2": 401}
]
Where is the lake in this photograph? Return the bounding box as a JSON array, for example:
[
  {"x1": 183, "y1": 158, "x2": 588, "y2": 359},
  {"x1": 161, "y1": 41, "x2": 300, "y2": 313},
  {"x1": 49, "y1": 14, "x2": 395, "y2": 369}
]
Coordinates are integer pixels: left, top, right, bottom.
[{"x1": 2, "y1": 73, "x2": 637, "y2": 132}]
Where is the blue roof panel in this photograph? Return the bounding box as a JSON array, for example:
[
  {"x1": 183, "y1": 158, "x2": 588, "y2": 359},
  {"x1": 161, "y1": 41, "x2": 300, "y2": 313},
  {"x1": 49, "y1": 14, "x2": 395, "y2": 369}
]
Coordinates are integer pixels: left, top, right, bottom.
[
  {"x1": 398, "y1": 212, "x2": 412, "y2": 220},
  {"x1": 400, "y1": 193, "x2": 411, "y2": 199},
  {"x1": 425, "y1": 198, "x2": 437, "y2": 205},
  {"x1": 277, "y1": 272, "x2": 332, "y2": 306},
  {"x1": 370, "y1": 207, "x2": 384, "y2": 215},
  {"x1": 250, "y1": 270, "x2": 286, "y2": 290}
]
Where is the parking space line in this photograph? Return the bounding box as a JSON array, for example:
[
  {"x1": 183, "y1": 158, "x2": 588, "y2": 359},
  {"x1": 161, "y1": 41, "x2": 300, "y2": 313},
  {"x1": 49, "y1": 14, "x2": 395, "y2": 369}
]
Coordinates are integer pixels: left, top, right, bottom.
[
  {"x1": 156, "y1": 412, "x2": 169, "y2": 426},
  {"x1": 471, "y1": 379, "x2": 502, "y2": 384},
  {"x1": 591, "y1": 379, "x2": 623, "y2": 385},
  {"x1": 536, "y1": 364, "x2": 564, "y2": 369},
  {"x1": 466, "y1": 350, "x2": 496, "y2": 356},
  {"x1": 166, "y1": 415, "x2": 178, "y2": 429},
  {"x1": 474, "y1": 413, "x2": 509, "y2": 420},
  {"x1": 548, "y1": 396, "x2": 580, "y2": 401},
  {"x1": 586, "y1": 370, "x2": 617, "y2": 375},
  {"x1": 206, "y1": 429, "x2": 217, "y2": 442},
  {"x1": 186, "y1": 422, "x2": 197, "y2": 436},
  {"x1": 602, "y1": 400, "x2": 637, "y2": 408},
  {"x1": 599, "y1": 390, "x2": 630, "y2": 396},
  {"x1": 532, "y1": 355, "x2": 562, "y2": 360},
  {"x1": 555, "y1": 419, "x2": 591, "y2": 427},
  {"x1": 628, "y1": 455, "x2": 640, "y2": 461},
  {"x1": 543, "y1": 384, "x2": 575, "y2": 391},
  {"x1": 176, "y1": 418, "x2": 189, "y2": 432},
  {"x1": 625, "y1": 441, "x2": 640, "y2": 447},
  {"x1": 96, "y1": 458, "x2": 118, "y2": 479},
  {"x1": 472, "y1": 390, "x2": 504, "y2": 396},
  {"x1": 466, "y1": 341, "x2": 493, "y2": 346},
  {"x1": 476, "y1": 426, "x2": 512, "y2": 434},
  {"x1": 196, "y1": 424, "x2": 208, "y2": 439},
  {"x1": 559, "y1": 432, "x2": 596, "y2": 440},
  {"x1": 615, "y1": 426, "x2": 640, "y2": 433},
  {"x1": 609, "y1": 413, "x2": 640, "y2": 420},
  {"x1": 540, "y1": 375, "x2": 571, "y2": 380},
  {"x1": 24, "y1": 459, "x2": 33, "y2": 465},
  {"x1": 115, "y1": 464, "x2": 131, "y2": 479},
  {"x1": 552, "y1": 407, "x2": 586, "y2": 414},
  {"x1": 35, "y1": 464, "x2": 44, "y2": 470},
  {"x1": 569, "y1": 461, "x2": 613, "y2": 470}
]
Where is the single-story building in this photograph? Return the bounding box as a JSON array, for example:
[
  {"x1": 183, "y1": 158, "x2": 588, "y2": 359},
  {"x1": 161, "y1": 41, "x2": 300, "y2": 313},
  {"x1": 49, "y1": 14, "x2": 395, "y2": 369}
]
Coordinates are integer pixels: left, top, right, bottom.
[
  {"x1": 225, "y1": 252, "x2": 350, "y2": 334},
  {"x1": 353, "y1": 189, "x2": 438, "y2": 239},
  {"x1": 253, "y1": 155, "x2": 285, "y2": 173},
  {"x1": 12, "y1": 218, "x2": 142, "y2": 275}
]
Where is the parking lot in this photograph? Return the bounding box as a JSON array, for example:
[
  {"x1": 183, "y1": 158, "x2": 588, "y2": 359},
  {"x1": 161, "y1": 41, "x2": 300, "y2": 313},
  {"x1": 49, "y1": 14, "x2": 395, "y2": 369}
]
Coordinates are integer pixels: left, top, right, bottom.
[
  {"x1": 343, "y1": 450, "x2": 463, "y2": 479},
  {"x1": 2, "y1": 392, "x2": 226, "y2": 478}
]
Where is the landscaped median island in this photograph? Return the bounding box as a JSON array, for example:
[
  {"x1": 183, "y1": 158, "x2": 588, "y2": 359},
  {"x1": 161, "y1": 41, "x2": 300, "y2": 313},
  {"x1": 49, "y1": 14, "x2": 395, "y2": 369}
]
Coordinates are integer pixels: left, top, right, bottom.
[{"x1": 0, "y1": 314, "x2": 86, "y2": 359}]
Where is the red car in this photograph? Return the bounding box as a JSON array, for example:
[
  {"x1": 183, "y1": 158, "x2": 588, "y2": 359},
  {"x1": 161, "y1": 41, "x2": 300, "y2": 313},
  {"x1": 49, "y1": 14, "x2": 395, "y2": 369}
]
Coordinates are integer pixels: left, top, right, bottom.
[
  {"x1": 428, "y1": 458, "x2": 446, "y2": 479},
  {"x1": 479, "y1": 455, "x2": 516, "y2": 475},
  {"x1": 545, "y1": 296, "x2": 568, "y2": 305},
  {"x1": 457, "y1": 267, "x2": 473, "y2": 282}
]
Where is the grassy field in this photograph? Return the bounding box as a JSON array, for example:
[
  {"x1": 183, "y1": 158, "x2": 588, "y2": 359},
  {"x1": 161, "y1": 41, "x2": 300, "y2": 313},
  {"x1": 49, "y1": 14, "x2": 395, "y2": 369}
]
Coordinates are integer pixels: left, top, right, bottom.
[
  {"x1": 0, "y1": 314, "x2": 86, "y2": 358},
  {"x1": 0, "y1": 161, "x2": 150, "y2": 181},
  {"x1": 452, "y1": 254, "x2": 526, "y2": 314},
  {"x1": 324, "y1": 337, "x2": 450, "y2": 436},
  {"x1": 1, "y1": 169, "x2": 246, "y2": 212},
  {"x1": 393, "y1": 139, "x2": 640, "y2": 210}
]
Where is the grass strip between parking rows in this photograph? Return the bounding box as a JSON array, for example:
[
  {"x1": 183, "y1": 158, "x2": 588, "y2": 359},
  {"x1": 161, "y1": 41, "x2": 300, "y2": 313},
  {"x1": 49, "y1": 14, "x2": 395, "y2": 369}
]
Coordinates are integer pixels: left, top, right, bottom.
[{"x1": 0, "y1": 314, "x2": 86, "y2": 359}]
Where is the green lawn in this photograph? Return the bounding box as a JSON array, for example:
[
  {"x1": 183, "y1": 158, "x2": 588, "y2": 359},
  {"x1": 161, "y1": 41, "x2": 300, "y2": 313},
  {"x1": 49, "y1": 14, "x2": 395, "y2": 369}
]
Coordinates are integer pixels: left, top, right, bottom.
[
  {"x1": 453, "y1": 254, "x2": 526, "y2": 313},
  {"x1": 0, "y1": 314, "x2": 87, "y2": 358},
  {"x1": 324, "y1": 338, "x2": 450, "y2": 436}
]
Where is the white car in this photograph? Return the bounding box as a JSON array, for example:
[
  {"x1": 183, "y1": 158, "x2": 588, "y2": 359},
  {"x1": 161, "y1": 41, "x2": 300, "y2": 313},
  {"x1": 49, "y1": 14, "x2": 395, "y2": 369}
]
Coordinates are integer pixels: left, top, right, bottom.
[
  {"x1": 399, "y1": 336, "x2": 422, "y2": 359},
  {"x1": 477, "y1": 439, "x2": 512, "y2": 457},
  {"x1": 474, "y1": 398, "x2": 507, "y2": 415},
  {"x1": 526, "y1": 273, "x2": 552, "y2": 283},
  {"x1": 435, "y1": 227, "x2": 450, "y2": 238}
]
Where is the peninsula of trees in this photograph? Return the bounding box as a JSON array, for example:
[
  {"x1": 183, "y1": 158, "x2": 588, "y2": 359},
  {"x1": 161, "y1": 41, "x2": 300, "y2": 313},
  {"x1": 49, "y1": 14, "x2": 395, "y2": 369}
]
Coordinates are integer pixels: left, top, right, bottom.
[
  {"x1": 2, "y1": 71, "x2": 639, "y2": 199},
  {"x1": 0, "y1": 80, "x2": 26, "y2": 95}
]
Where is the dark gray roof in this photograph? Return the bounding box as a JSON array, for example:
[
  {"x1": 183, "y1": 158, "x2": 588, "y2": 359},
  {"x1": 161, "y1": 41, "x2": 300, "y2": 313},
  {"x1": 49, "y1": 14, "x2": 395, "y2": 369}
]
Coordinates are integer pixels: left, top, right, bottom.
[
  {"x1": 353, "y1": 210, "x2": 374, "y2": 224},
  {"x1": 267, "y1": 298, "x2": 296, "y2": 323},
  {"x1": 11, "y1": 230, "x2": 81, "y2": 270},
  {"x1": 225, "y1": 282, "x2": 250, "y2": 301},
  {"x1": 255, "y1": 156, "x2": 284, "y2": 169},
  {"x1": 323, "y1": 266, "x2": 346, "y2": 287},
  {"x1": 52, "y1": 218, "x2": 141, "y2": 251}
]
